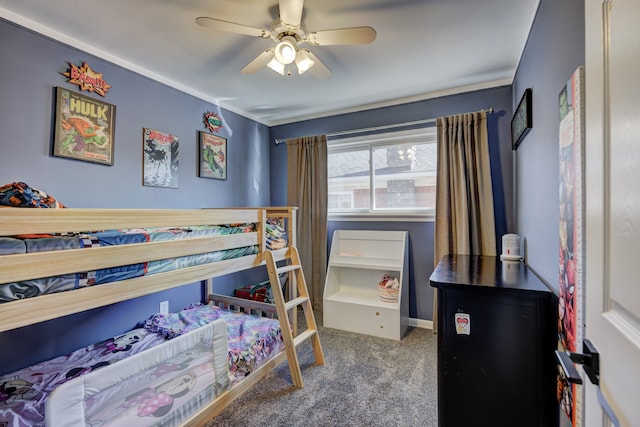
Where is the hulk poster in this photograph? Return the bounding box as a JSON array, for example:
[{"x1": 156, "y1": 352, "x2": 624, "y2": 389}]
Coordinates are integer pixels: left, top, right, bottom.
[{"x1": 52, "y1": 87, "x2": 116, "y2": 165}]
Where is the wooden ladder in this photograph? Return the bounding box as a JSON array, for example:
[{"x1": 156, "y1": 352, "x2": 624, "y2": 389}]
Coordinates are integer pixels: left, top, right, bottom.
[{"x1": 264, "y1": 246, "x2": 325, "y2": 388}]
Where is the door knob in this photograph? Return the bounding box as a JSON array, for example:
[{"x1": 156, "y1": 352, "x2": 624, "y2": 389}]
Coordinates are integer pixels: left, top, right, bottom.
[{"x1": 555, "y1": 339, "x2": 600, "y2": 385}]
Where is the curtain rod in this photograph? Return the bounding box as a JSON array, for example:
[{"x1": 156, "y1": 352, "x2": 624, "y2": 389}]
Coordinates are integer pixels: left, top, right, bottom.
[{"x1": 274, "y1": 107, "x2": 493, "y2": 144}]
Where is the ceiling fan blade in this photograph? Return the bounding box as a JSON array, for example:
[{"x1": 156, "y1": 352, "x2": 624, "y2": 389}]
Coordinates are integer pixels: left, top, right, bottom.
[
  {"x1": 305, "y1": 51, "x2": 331, "y2": 80},
  {"x1": 279, "y1": 0, "x2": 303, "y2": 28},
  {"x1": 307, "y1": 26, "x2": 376, "y2": 46},
  {"x1": 196, "y1": 17, "x2": 270, "y2": 38},
  {"x1": 241, "y1": 49, "x2": 275, "y2": 74}
]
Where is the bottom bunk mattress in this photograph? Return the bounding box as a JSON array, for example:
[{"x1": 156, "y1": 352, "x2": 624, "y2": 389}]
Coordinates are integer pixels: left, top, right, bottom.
[
  {"x1": 139, "y1": 303, "x2": 285, "y2": 384},
  {"x1": 0, "y1": 327, "x2": 167, "y2": 426},
  {"x1": 46, "y1": 319, "x2": 229, "y2": 427},
  {"x1": 0, "y1": 304, "x2": 284, "y2": 426}
]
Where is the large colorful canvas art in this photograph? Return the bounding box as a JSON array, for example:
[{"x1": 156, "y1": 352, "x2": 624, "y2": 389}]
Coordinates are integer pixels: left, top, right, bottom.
[{"x1": 557, "y1": 66, "x2": 585, "y2": 427}]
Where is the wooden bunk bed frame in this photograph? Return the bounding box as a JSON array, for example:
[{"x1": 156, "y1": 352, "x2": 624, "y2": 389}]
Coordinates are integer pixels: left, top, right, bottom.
[{"x1": 0, "y1": 206, "x2": 324, "y2": 426}]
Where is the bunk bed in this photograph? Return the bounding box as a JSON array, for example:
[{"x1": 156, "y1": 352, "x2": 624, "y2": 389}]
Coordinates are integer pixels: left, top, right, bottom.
[{"x1": 0, "y1": 206, "x2": 324, "y2": 426}]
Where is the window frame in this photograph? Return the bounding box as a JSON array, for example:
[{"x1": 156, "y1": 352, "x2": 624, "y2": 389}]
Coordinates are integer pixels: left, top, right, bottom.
[{"x1": 327, "y1": 126, "x2": 437, "y2": 221}]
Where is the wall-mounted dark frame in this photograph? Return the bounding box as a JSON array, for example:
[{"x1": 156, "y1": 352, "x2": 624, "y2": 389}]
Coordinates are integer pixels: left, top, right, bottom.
[{"x1": 511, "y1": 88, "x2": 533, "y2": 150}]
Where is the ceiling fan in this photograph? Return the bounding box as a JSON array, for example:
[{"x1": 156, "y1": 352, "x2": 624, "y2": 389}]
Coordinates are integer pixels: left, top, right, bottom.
[{"x1": 196, "y1": 0, "x2": 376, "y2": 79}]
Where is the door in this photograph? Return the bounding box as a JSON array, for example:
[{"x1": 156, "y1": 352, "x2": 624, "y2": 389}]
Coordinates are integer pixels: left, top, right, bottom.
[{"x1": 584, "y1": 0, "x2": 640, "y2": 425}]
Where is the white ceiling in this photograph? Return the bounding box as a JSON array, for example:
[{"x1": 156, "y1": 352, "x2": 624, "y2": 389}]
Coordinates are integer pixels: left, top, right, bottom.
[{"x1": 0, "y1": 0, "x2": 538, "y2": 126}]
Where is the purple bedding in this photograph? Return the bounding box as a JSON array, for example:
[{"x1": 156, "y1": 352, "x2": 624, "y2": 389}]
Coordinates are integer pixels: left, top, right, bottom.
[
  {"x1": 0, "y1": 328, "x2": 166, "y2": 426},
  {"x1": 0, "y1": 304, "x2": 283, "y2": 426},
  {"x1": 140, "y1": 303, "x2": 285, "y2": 383}
]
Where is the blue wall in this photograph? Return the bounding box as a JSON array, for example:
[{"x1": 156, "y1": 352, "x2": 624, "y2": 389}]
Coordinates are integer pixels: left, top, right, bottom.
[
  {"x1": 512, "y1": 0, "x2": 584, "y2": 291},
  {"x1": 0, "y1": 18, "x2": 271, "y2": 375},
  {"x1": 269, "y1": 86, "x2": 514, "y2": 320},
  {"x1": 511, "y1": 2, "x2": 584, "y2": 426},
  {"x1": 0, "y1": 20, "x2": 271, "y2": 209}
]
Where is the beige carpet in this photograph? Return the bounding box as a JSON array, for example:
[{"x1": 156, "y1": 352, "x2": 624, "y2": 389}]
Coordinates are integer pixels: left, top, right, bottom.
[{"x1": 205, "y1": 313, "x2": 438, "y2": 427}]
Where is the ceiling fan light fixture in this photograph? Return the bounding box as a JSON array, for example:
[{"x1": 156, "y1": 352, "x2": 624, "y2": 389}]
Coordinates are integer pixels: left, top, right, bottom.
[
  {"x1": 198, "y1": 0, "x2": 375, "y2": 79},
  {"x1": 266, "y1": 57, "x2": 286, "y2": 75},
  {"x1": 274, "y1": 36, "x2": 297, "y2": 64},
  {"x1": 295, "y1": 49, "x2": 315, "y2": 74}
]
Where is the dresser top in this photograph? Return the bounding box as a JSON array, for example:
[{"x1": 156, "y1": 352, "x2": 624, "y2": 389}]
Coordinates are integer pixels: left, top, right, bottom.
[{"x1": 429, "y1": 254, "x2": 552, "y2": 295}]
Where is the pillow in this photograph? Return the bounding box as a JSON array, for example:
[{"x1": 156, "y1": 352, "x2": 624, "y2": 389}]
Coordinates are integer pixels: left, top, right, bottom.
[{"x1": 0, "y1": 181, "x2": 65, "y2": 208}]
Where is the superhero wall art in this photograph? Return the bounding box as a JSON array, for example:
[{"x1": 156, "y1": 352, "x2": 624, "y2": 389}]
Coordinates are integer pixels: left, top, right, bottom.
[{"x1": 52, "y1": 87, "x2": 116, "y2": 166}]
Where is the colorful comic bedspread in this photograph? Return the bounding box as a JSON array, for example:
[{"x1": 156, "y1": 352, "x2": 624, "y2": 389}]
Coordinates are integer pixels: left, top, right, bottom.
[
  {"x1": 265, "y1": 218, "x2": 287, "y2": 250},
  {"x1": 0, "y1": 224, "x2": 258, "y2": 303},
  {"x1": 0, "y1": 305, "x2": 283, "y2": 426}
]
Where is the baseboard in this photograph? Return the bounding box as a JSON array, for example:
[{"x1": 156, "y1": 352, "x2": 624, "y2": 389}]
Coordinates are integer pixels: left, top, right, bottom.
[{"x1": 408, "y1": 317, "x2": 433, "y2": 330}]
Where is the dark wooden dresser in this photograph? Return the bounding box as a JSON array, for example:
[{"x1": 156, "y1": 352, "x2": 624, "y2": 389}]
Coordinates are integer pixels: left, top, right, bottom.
[{"x1": 430, "y1": 254, "x2": 558, "y2": 427}]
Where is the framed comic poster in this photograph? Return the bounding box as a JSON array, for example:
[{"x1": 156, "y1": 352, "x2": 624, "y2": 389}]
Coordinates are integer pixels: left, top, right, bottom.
[
  {"x1": 143, "y1": 128, "x2": 179, "y2": 188},
  {"x1": 198, "y1": 131, "x2": 227, "y2": 180},
  {"x1": 52, "y1": 86, "x2": 116, "y2": 165}
]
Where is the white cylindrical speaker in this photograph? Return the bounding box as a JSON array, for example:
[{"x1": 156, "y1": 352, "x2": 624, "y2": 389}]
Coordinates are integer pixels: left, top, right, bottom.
[{"x1": 501, "y1": 233, "x2": 522, "y2": 261}]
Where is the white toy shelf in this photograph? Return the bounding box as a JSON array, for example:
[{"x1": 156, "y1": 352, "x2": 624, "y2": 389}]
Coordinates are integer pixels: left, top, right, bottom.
[{"x1": 323, "y1": 230, "x2": 409, "y2": 340}]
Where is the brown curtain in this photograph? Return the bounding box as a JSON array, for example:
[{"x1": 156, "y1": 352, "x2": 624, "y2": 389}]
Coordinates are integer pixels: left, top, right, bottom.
[
  {"x1": 433, "y1": 111, "x2": 497, "y2": 328},
  {"x1": 286, "y1": 135, "x2": 328, "y2": 312}
]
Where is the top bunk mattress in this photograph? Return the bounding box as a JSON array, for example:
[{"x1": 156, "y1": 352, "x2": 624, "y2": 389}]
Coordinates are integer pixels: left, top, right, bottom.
[
  {"x1": 0, "y1": 219, "x2": 288, "y2": 304},
  {"x1": 0, "y1": 224, "x2": 257, "y2": 303}
]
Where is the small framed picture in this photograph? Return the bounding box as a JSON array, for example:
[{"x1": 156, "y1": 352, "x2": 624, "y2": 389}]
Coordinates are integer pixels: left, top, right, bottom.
[
  {"x1": 52, "y1": 86, "x2": 116, "y2": 165},
  {"x1": 142, "y1": 128, "x2": 179, "y2": 188},
  {"x1": 511, "y1": 88, "x2": 533, "y2": 150},
  {"x1": 198, "y1": 132, "x2": 227, "y2": 180}
]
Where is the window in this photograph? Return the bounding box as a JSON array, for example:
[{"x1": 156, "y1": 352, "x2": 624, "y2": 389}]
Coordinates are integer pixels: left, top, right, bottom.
[
  {"x1": 328, "y1": 126, "x2": 437, "y2": 216},
  {"x1": 328, "y1": 191, "x2": 355, "y2": 210}
]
